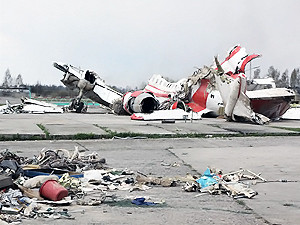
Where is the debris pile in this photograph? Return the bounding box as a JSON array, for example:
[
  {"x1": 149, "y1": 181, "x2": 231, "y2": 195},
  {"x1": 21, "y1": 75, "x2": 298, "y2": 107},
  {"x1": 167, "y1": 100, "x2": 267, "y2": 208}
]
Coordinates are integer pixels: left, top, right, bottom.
[
  {"x1": 0, "y1": 148, "x2": 177, "y2": 223},
  {"x1": 183, "y1": 167, "x2": 267, "y2": 199},
  {"x1": 0, "y1": 148, "x2": 265, "y2": 223}
]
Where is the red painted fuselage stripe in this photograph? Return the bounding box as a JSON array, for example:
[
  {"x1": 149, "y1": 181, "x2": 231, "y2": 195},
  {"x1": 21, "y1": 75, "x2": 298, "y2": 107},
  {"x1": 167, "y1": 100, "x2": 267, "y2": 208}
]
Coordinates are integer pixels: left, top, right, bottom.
[
  {"x1": 225, "y1": 45, "x2": 241, "y2": 61},
  {"x1": 144, "y1": 88, "x2": 170, "y2": 98},
  {"x1": 130, "y1": 91, "x2": 143, "y2": 97},
  {"x1": 239, "y1": 54, "x2": 260, "y2": 73},
  {"x1": 145, "y1": 84, "x2": 172, "y2": 93},
  {"x1": 189, "y1": 79, "x2": 210, "y2": 111}
]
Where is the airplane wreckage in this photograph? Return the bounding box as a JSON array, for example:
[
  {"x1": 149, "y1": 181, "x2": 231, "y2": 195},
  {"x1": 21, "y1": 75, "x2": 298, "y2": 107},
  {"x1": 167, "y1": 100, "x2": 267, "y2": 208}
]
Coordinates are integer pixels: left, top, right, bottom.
[
  {"x1": 51, "y1": 45, "x2": 295, "y2": 124},
  {"x1": 0, "y1": 97, "x2": 63, "y2": 114}
]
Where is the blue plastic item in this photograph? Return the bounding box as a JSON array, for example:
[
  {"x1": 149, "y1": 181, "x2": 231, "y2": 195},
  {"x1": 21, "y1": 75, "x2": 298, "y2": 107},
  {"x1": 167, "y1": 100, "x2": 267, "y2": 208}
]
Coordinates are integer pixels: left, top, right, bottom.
[
  {"x1": 24, "y1": 169, "x2": 83, "y2": 178},
  {"x1": 131, "y1": 198, "x2": 157, "y2": 206},
  {"x1": 196, "y1": 168, "x2": 218, "y2": 188}
]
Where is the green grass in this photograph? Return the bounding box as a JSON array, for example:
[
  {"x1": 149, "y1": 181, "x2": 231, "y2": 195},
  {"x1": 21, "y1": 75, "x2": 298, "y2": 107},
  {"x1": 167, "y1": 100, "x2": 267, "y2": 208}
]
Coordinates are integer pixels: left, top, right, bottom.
[
  {"x1": 72, "y1": 133, "x2": 99, "y2": 140},
  {"x1": 0, "y1": 124, "x2": 300, "y2": 142},
  {"x1": 0, "y1": 134, "x2": 45, "y2": 141},
  {"x1": 270, "y1": 126, "x2": 300, "y2": 132},
  {"x1": 36, "y1": 123, "x2": 50, "y2": 139}
]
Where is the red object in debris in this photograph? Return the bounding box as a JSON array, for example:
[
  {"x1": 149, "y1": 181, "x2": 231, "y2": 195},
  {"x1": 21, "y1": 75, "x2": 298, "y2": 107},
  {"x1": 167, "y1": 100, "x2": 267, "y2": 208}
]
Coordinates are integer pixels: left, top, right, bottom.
[
  {"x1": 39, "y1": 180, "x2": 68, "y2": 201},
  {"x1": 130, "y1": 114, "x2": 143, "y2": 120}
]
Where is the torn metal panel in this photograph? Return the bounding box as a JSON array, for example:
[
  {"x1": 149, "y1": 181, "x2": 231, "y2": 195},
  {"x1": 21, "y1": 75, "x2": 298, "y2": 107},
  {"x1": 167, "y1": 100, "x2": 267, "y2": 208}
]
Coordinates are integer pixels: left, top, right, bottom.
[
  {"x1": 21, "y1": 97, "x2": 60, "y2": 108},
  {"x1": 53, "y1": 62, "x2": 123, "y2": 113},
  {"x1": 21, "y1": 104, "x2": 63, "y2": 114},
  {"x1": 221, "y1": 45, "x2": 261, "y2": 75},
  {"x1": 221, "y1": 181, "x2": 257, "y2": 199},
  {"x1": 222, "y1": 169, "x2": 267, "y2": 182},
  {"x1": 145, "y1": 74, "x2": 185, "y2": 95},
  {"x1": 212, "y1": 47, "x2": 271, "y2": 124},
  {"x1": 21, "y1": 97, "x2": 63, "y2": 113},
  {"x1": 0, "y1": 98, "x2": 63, "y2": 114}
]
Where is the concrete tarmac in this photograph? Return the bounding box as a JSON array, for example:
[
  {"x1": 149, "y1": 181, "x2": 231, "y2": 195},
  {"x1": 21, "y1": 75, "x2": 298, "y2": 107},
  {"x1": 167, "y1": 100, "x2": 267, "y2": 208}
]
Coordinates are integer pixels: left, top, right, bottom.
[
  {"x1": 0, "y1": 108, "x2": 298, "y2": 139},
  {"x1": 1, "y1": 109, "x2": 300, "y2": 224}
]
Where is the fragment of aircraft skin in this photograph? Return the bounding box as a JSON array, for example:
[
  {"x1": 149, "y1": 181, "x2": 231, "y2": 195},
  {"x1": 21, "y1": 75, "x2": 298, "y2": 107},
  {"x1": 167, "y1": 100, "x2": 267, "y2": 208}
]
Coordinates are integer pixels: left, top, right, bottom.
[{"x1": 214, "y1": 57, "x2": 269, "y2": 124}]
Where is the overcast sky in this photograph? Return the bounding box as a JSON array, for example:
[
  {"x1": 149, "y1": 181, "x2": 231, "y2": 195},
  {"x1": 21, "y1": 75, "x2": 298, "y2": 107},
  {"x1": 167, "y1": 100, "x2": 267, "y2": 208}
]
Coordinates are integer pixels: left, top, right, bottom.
[{"x1": 1, "y1": 0, "x2": 299, "y2": 88}]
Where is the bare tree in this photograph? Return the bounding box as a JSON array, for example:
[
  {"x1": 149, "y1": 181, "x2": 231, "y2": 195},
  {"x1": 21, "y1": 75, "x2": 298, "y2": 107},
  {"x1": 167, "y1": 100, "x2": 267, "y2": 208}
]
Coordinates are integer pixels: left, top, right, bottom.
[
  {"x1": 2, "y1": 68, "x2": 13, "y2": 87},
  {"x1": 267, "y1": 66, "x2": 280, "y2": 86},
  {"x1": 290, "y1": 68, "x2": 300, "y2": 88},
  {"x1": 278, "y1": 69, "x2": 289, "y2": 88},
  {"x1": 15, "y1": 74, "x2": 24, "y2": 87},
  {"x1": 253, "y1": 68, "x2": 261, "y2": 79},
  {"x1": 297, "y1": 68, "x2": 300, "y2": 87}
]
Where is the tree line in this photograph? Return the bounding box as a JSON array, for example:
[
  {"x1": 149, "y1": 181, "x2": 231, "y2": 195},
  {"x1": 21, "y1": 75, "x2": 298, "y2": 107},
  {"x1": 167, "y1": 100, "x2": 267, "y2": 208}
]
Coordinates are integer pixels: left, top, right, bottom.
[
  {"x1": 253, "y1": 67, "x2": 300, "y2": 88},
  {"x1": 1, "y1": 66, "x2": 300, "y2": 98},
  {"x1": 0, "y1": 68, "x2": 77, "y2": 98}
]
